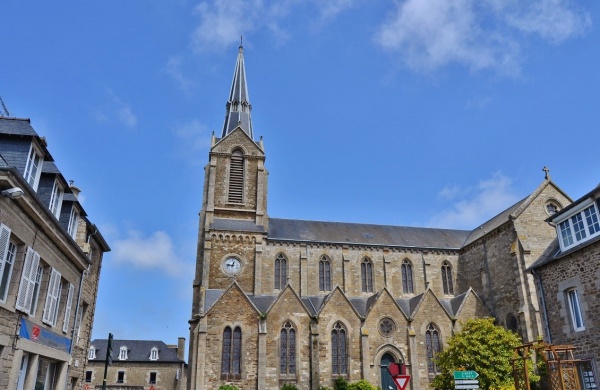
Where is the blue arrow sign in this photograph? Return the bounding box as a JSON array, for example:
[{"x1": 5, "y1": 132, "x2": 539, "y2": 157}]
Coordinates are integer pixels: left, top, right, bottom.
[{"x1": 454, "y1": 371, "x2": 479, "y2": 380}]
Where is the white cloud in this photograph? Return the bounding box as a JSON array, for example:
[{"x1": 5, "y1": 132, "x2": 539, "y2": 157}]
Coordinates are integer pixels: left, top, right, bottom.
[
  {"x1": 173, "y1": 119, "x2": 213, "y2": 164},
  {"x1": 375, "y1": 0, "x2": 591, "y2": 74},
  {"x1": 101, "y1": 87, "x2": 138, "y2": 128},
  {"x1": 190, "y1": 0, "x2": 359, "y2": 51},
  {"x1": 429, "y1": 172, "x2": 520, "y2": 229},
  {"x1": 112, "y1": 230, "x2": 188, "y2": 277},
  {"x1": 165, "y1": 56, "x2": 195, "y2": 93}
]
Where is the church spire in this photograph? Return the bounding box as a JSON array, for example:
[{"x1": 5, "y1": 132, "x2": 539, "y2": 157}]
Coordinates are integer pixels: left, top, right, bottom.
[{"x1": 221, "y1": 40, "x2": 253, "y2": 139}]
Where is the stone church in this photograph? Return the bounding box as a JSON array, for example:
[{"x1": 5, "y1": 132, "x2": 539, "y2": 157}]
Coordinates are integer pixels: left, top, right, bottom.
[{"x1": 187, "y1": 45, "x2": 572, "y2": 390}]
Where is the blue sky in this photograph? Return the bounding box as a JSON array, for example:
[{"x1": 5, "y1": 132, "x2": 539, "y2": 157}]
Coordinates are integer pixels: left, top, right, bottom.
[{"x1": 2, "y1": 1, "x2": 599, "y2": 353}]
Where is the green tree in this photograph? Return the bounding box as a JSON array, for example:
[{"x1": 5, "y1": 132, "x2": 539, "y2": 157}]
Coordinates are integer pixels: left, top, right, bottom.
[
  {"x1": 348, "y1": 379, "x2": 379, "y2": 390},
  {"x1": 431, "y1": 317, "x2": 537, "y2": 390}
]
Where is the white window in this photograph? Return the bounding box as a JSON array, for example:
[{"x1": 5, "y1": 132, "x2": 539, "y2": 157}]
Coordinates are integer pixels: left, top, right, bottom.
[
  {"x1": 42, "y1": 268, "x2": 62, "y2": 326},
  {"x1": 62, "y1": 283, "x2": 74, "y2": 333},
  {"x1": 119, "y1": 346, "x2": 128, "y2": 360},
  {"x1": 150, "y1": 347, "x2": 159, "y2": 361},
  {"x1": 67, "y1": 207, "x2": 79, "y2": 239},
  {"x1": 48, "y1": 180, "x2": 63, "y2": 218},
  {"x1": 88, "y1": 346, "x2": 96, "y2": 360},
  {"x1": 557, "y1": 202, "x2": 600, "y2": 251},
  {"x1": 24, "y1": 145, "x2": 43, "y2": 190},
  {"x1": 0, "y1": 224, "x2": 16, "y2": 303},
  {"x1": 15, "y1": 247, "x2": 42, "y2": 315},
  {"x1": 567, "y1": 289, "x2": 585, "y2": 331}
]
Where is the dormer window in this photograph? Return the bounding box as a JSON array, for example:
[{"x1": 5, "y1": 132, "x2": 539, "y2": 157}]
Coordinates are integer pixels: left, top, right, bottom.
[
  {"x1": 88, "y1": 346, "x2": 96, "y2": 359},
  {"x1": 119, "y1": 346, "x2": 128, "y2": 360},
  {"x1": 24, "y1": 145, "x2": 43, "y2": 190},
  {"x1": 150, "y1": 347, "x2": 159, "y2": 361},
  {"x1": 67, "y1": 207, "x2": 79, "y2": 239},
  {"x1": 556, "y1": 201, "x2": 600, "y2": 251},
  {"x1": 49, "y1": 179, "x2": 64, "y2": 218}
]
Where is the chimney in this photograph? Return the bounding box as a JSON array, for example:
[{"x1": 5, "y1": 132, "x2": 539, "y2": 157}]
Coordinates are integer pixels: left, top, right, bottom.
[
  {"x1": 69, "y1": 180, "x2": 82, "y2": 199},
  {"x1": 177, "y1": 337, "x2": 185, "y2": 361}
]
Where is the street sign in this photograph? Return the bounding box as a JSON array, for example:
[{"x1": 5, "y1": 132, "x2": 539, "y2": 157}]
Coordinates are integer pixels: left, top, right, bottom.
[
  {"x1": 392, "y1": 375, "x2": 411, "y2": 390},
  {"x1": 455, "y1": 380, "x2": 479, "y2": 385},
  {"x1": 454, "y1": 371, "x2": 479, "y2": 380},
  {"x1": 455, "y1": 385, "x2": 479, "y2": 389}
]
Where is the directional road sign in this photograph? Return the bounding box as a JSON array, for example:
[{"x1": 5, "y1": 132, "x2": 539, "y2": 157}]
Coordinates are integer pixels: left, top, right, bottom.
[{"x1": 454, "y1": 371, "x2": 479, "y2": 380}]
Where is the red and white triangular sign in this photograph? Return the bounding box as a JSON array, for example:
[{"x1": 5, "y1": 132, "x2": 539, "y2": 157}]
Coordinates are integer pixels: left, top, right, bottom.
[{"x1": 393, "y1": 375, "x2": 411, "y2": 390}]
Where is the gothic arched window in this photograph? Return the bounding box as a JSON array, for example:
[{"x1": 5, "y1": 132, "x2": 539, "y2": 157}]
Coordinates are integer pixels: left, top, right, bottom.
[
  {"x1": 401, "y1": 259, "x2": 414, "y2": 294},
  {"x1": 280, "y1": 321, "x2": 296, "y2": 376},
  {"x1": 221, "y1": 326, "x2": 242, "y2": 379},
  {"x1": 274, "y1": 253, "x2": 287, "y2": 290},
  {"x1": 441, "y1": 261, "x2": 454, "y2": 295},
  {"x1": 425, "y1": 323, "x2": 442, "y2": 375},
  {"x1": 319, "y1": 255, "x2": 331, "y2": 291},
  {"x1": 228, "y1": 149, "x2": 244, "y2": 203},
  {"x1": 361, "y1": 258, "x2": 373, "y2": 293},
  {"x1": 331, "y1": 322, "x2": 347, "y2": 376}
]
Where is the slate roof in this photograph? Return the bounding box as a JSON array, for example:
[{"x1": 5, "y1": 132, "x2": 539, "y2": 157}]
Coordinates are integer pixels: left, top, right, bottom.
[
  {"x1": 211, "y1": 218, "x2": 265, "y2": 233},
  {"x1": 0, "y1": 117, "x2": 37, "y2": 136},
  {"x1": 89, "y1": 339, "x2": 185, "y2": 363},
  {"x1": 463, "y1": 197, "x2": 527, "y2": 246},
  {"x1": 222, "y1": 45, "x2": 253, "y2": 139},
  {"x1": 268, "y1": 218, "x2": 470, "y2": 249}
]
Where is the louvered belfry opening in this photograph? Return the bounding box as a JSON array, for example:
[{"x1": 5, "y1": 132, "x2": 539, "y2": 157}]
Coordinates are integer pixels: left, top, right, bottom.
[{"x1": 228, "y1": 149, "x2": 244, "y2": 203}]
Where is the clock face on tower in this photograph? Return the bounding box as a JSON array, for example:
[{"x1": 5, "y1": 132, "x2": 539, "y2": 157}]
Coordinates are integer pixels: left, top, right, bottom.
[{"x1": 223, "y1": 257, "x2": 242, "y2": 275}]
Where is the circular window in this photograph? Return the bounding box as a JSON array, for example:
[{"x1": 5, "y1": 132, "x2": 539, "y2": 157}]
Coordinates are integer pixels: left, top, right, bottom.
[
  {"x1": 378, "y1": 317, "x2": 396, "y2": 337},
  {"x1": 545, "y1": 200, "x2": 561, "y2": 216}
]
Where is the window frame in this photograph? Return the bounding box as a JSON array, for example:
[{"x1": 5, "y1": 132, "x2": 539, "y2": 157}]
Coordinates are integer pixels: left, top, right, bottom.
[
  {"x1": 425, "y1": 323, "x2": 442, "y2": 375},
  {"x1": 280, "y1": 321, "x2": 297, "y2": 378},
  {"x1": 62, "y1": 283, "x2": 74, "y2": 333},
  {"x1": 15, "y1": 247, "x2": 42, "y2": 315},
  {"x1": 0, "y1": 224, "x2": 16, "y2": 303},
  {"x1": 88, "y1": 347, "x2": 96, "y2": 360},
  {"x1": 361, "y1": 258, "x2": 373, "y2": 293},
  {"x1": 274, "y1": 253, "x2": 287, "y2": 290},
  {"x1": 331, "y1": 321, "x2": 348, "y2": 377},
  {"x1": 150, "y1": 347, "x2": 159, "y2": 361},
  {"x1": 567, "y1": 289, "x2": 585, "y2": 331},
  {"x1": 401, "y1": 259, "x2": 414, "y2": 294},
  {"x1": 85, "y1": 371, "x2": 92, "y2": 383},
  {"x1": 221, "y1": 326, "x2": 242, "y2": 380},
  {"x1": 24, "y1": 144, "x2": 43, "y2": 190},
  {"x1": 441, "y1": 261, "x2": 454, "y2": 295},
  {"x1": 67, "y1": 207, "x2": 80, "y2": 239},
  {"x1": 556, "y1": 201, "x2": 600, "y2": 251},
  {"x1": 319, "y1": 255, "x2": 331, "y2": 292},
  {"x1": 119, "y1": 346, "x2": 128, "y2": 361},
  {"x1": 149, "y1": 371, "x2": 157, "y2": 384},
  {"x1": 42, "y1": 268, "x2": 62, "y2": 326},
  {"x1": 117, "y1": 371, "x2": 125, "y2": 384},
  {"x1": 48, "y1": 179, "x2": 64, "y2": 218}
]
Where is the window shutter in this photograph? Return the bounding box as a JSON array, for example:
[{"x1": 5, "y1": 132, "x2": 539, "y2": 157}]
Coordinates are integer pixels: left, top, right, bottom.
[
  {"x1": 0, "y1": 224, "x2": 11, "y2": 285},
  {"x1": 228, "y1": 150, "x2": 244, "y2": 203},
  {"x1": 63, "y1": 283, "x2": 74, "y2": 332},
  {"x1": 42, "y1": 268, "x2": 61, "y2": 325},
  {"x1": 16, "y1": 247, "x2": 40, "y2": 313}
]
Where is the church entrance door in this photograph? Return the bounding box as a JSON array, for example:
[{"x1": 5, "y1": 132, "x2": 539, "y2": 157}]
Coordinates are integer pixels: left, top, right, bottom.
[{"x1": 380, "y1": 352, "x2": 398, "y2": 390}]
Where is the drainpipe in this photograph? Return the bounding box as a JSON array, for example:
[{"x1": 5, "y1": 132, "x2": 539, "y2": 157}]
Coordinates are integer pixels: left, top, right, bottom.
[{"x1": 531, "y1": 268, "x2": 552, "y2": 344}]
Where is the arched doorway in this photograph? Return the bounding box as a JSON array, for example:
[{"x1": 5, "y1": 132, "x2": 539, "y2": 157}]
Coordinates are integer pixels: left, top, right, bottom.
[{"x1": 380, "y1": 352, "x2": 398, "y2": 390}]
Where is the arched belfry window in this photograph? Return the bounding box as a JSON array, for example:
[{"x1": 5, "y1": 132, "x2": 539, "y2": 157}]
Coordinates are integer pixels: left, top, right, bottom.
[
  {"x1": 319, "y1": 255, "x2": 331, "y2": 291},
  {"x1": 425, "y1": 323, "x2": 442, "y2": 375},
  {"x1": 280, "y1": 321, "x2": 296, "y2": 376},
  {"x1": 221, "y1": 326, "x2": 242, "y2": 379},
  {"x1": 274, "y1": 253, "x2": 287, "y2": 290},
  {"x1": 361, "y1": 258, "x2": 373, "y2": 293},
  {"x1": 441, "y1": 261, "x2": 454, "y2": 295},
  {"x1": 401, "y1": 259, "x2": 414, "y2": 294},
  {"x1": 331, "y1": 322, "x2": 347, "y2": 376},
  {"x1": 228, "y1": 149, "x2": 244, "y2": 203}
]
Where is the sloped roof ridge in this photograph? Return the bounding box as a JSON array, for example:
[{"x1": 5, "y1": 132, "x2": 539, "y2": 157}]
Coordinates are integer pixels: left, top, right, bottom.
[{"x1": 269, "y1": 217, "x2": 468, "y2": 232}]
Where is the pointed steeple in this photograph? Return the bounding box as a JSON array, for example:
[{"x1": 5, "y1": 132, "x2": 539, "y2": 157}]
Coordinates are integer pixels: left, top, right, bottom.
[{"x1": 221, "y1": 42, "x2": 253, "y2": 139}]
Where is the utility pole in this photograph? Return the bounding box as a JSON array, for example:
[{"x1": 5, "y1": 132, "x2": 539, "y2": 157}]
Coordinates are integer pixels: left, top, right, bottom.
[{"x1": 102, "y1": 333, "x2": 113, "y2": 390}]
